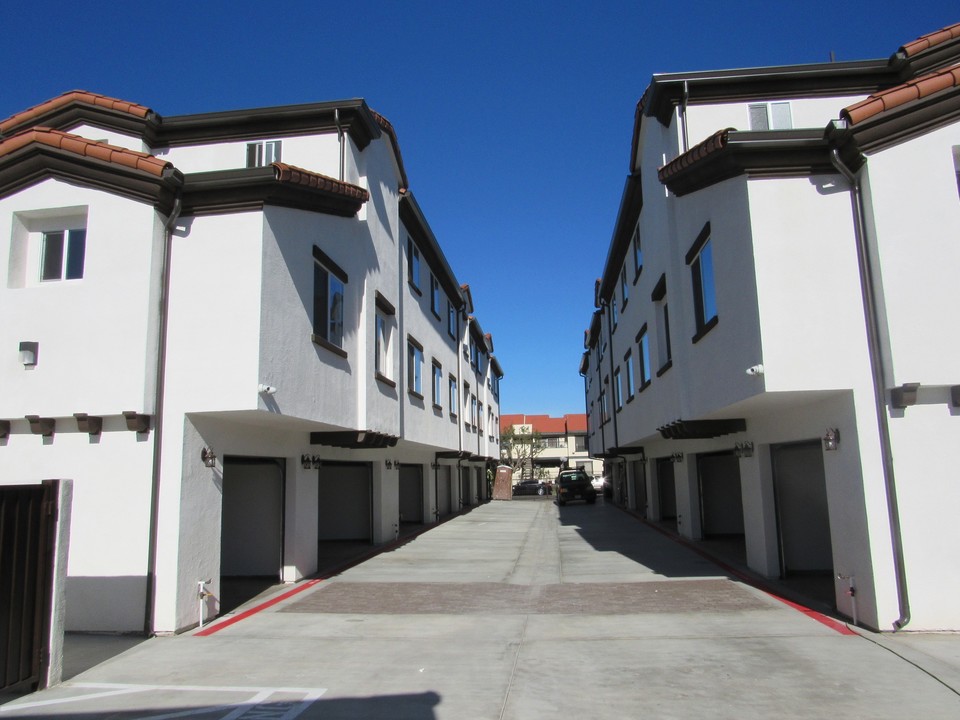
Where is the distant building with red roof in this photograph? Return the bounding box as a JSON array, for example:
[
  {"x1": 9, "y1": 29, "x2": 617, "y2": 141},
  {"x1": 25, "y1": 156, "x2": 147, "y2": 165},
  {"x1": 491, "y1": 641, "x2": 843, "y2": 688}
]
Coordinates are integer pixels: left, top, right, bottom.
[{"x1": 500, "y1": 413, "x2": 602, "y2": 479}]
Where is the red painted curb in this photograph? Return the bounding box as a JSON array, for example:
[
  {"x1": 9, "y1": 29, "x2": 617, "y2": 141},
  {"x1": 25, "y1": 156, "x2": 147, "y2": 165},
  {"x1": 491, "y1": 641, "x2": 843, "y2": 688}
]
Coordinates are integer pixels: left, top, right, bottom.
[
  {"x1": 614, "y1": 503, "x2": 857, "y2": 636},
  {"x1": 195, "y1": 506, "x2": 474, "y2": 636}
]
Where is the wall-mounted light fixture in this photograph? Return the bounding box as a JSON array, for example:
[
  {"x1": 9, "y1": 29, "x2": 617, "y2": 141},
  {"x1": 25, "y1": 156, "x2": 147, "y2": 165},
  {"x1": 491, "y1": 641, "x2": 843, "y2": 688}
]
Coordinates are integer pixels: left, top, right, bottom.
[
  {"x1": 301, "y1": 454, "x2": 312, "y2": 470},
  {"x1": 823, "y1": 428, "x2": 840, "y2": 452},
  {"x1": 19, "y1": 341, "x2": 38, "y2": 367},
  {"x1": 670, "y1": 452, "x2": 684, "y2": 464},
  {"x1": 734, "y1": 441, "x2": 754, "y2": 458},
  {"x1": 385, "y1": 459, "x2": 393, "y2": 469},
  {"x1": 201, "y1": 447, "x2": 217, "y2": 468},
  {"x1": 430, "y1": 461, "x2": 440, "y2": 469},
  {"x1": 312, "y1": 455, "x2": 322, "y2": 469}
]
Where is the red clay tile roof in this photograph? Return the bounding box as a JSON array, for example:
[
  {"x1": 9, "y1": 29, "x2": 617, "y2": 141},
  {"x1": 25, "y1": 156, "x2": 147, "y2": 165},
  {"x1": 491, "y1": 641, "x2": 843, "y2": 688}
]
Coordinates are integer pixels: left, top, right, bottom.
[
  {"x1": 564, "y1": 414, "x2": 587, "y2": 433},
  {"x1": 272, "y1": 162, "x2": 370, "y2": 201},
  {"x1": 899, "y1": 22, "x2": 960, "y2": 58},
  {"x1": 841, "y1": 63, "x2": 960, "y2": 125},
  {"x1": 0, "y1": 91, "x2": 152, "y2": 136},
  {"x1": 657, "y1": 128, "x2": 732, "y2": 183},
  {"x1": 0, "y1": 127, "x2": 171, "y2": 176}
]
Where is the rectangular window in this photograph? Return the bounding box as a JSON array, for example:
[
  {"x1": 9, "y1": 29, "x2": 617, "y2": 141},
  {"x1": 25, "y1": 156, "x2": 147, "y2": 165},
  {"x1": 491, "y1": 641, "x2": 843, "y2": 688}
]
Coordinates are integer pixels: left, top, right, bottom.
[
  {"x1": 430, "y1": 274, "x2": 441, "y2": 317},
  {"x1": 575, "y1": 435, "x2": 587, "y2": 452},
  {"x1": 637, "y1": 325, "x2": 651, "y2": 388},
  {"x1": 469, "y1": 337, "x2": 479, "y2": 370},
  {"x1": 471, "y1": 395, "x2": 478, "y2": 428},
  {"x1": 651, "y1": 274, "x2": 672, "y2": 374},
  {"x1": 614, "y1": 368, "x2": 623, "y2": 410},
  {"x1": 375, "y1": 313, "x2": 390, "y2": 377},
  {"x1": 600, "y1": 384, "x2": 609, "y2": 423},
  {"x1": 41, "y1": 229, "x2": 86, "y2": 281},
  {"x1": 449, "y1": 375, "x2": 458, "y2": 417},
  {"x1": 686, "y1": 223, "x2": 718, "y2": 342},
  {"x1": 447, "y1": 302, "x2": 458, "y2": 339},
  {"x1": 632, "y1": 225, "x2": 643, "y2": 277},
  {"x1": 611, "y1": 296, "x2": 618, "y2": 330},
  {"x1": 748, "y1": 102, "x2": 792, "y2": 131},
  {"x1": 246, "y1": 140, "x2": 281, "y2": 167},
  {"x1": 624, "y1": 350, "x2": 635, "y2": 398},
  {"x1": 313, "y1": 247, "x2": 347, "y2": 352},
  {"x1": 432, "y1": 361, "x2": 443, "y2": 407},
  {"x1": 407, "y1": 338, "x2": 423, "y2": 396},
  {"x1": 620, "y1": 266, "x2": 629, "y2": 306},
  {"x1": 407, "y1": 238, "x2": 421, "y2": 291}
]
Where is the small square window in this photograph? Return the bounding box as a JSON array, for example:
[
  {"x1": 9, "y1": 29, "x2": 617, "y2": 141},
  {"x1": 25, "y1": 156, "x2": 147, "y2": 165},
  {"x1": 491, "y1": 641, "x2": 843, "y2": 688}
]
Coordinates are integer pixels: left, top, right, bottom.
[
  {"x1": 41, "y1": 229, "x2": 86, "y2": 281},
  {"x1": 246, "y1": 140, "x2": 282, "y2": 167}
]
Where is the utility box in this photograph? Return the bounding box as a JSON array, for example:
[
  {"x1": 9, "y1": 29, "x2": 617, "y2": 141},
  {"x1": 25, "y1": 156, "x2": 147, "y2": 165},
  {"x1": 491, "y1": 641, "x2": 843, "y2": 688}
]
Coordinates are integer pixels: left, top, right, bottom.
[{"x1": 493, "y1": 465, "x2": 514, "y2": 500}]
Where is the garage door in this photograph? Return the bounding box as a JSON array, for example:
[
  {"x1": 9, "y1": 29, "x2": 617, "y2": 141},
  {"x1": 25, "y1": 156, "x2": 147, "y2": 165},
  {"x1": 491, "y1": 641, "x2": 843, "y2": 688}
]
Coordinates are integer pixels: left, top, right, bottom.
[
  {"x1": 772, "y1": 441, "x2": 834, "y2": 574},
  {"x1": 221, "y1": 458, "x2": 283, "y2": 577},
  {"x1": 399, "y1": 464, "x2": 424, "y2": 524},
  {"x1": 632, "y1": 460, "x2": 647, "y2": 517},
  {"x1": 657, "y1": 458, "x2": 676, "y2": 521},
  {"x1": 698, "y1": 453, "x2": 744, "y2": 537},
  {"x1": 437, "y1": 466, "x2": 452, "y2": 518},
  {"x1": 318, "y1": 462, "x2": 371, "y2": 541},
  {"x1": 461, "y1": 468, "x2": 471, "y2": 507}
]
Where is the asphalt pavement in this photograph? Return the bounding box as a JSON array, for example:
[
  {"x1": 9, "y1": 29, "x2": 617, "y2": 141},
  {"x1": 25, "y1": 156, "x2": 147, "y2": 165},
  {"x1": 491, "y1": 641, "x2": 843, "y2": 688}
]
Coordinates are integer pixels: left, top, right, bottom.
[{"x1": 2, "y1": 496, "x2": 959, "y2": 719}]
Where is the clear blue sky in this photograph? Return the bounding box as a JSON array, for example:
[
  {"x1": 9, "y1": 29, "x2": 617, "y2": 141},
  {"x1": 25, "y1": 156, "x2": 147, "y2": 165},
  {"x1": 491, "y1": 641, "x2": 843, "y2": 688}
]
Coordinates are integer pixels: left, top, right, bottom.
[{"x1": 2, "y1": 2, "x2": 956, "y2": 416}]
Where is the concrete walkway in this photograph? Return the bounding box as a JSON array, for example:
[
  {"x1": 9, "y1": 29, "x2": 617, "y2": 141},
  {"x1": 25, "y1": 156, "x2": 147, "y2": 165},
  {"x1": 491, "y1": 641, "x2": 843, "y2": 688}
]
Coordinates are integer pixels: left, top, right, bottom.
[{"x1": 3, "y1": 497, "x2": 959, "y2": 719}]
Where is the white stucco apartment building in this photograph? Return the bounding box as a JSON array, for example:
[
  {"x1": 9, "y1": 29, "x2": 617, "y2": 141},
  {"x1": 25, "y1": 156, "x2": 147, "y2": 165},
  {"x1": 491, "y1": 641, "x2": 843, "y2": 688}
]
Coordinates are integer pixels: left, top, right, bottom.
[
  {"x1": 0, "y1": 91, "x2": 503, "y2": 634},
  {"x1": 581, "y1": 22, "x2": 960, "y2": 631}
]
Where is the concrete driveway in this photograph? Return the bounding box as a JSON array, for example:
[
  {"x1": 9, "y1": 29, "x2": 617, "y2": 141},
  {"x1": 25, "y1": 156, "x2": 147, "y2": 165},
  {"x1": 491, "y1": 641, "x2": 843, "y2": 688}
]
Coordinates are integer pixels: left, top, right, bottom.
[{"x1": 3, "y1": 497, "x2": 959, "y2": 719}]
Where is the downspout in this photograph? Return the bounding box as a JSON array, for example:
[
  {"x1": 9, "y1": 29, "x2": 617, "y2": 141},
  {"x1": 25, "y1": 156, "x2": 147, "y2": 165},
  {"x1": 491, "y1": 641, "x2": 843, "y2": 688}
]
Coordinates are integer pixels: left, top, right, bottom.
[
  {"x1": 830, "y1": 147, "x2": 910, "y2": 631},
  {"x1": 144, "y1": 190, "x2": 183, "y2": 634},
  {"x1": 680, "y1": 81, "x2": 690, "y2": 153},
  {"x1": 334, "y1": 109, "x2": 345, "y2": 182}
]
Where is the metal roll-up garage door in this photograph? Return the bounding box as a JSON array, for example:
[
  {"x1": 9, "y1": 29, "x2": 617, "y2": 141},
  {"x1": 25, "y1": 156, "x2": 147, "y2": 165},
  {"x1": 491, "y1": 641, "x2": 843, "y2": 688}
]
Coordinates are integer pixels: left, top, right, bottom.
[
  {"x1": 318, "y1": 462, "x2": 372, "y2": 541},
  {"x1": 436, "y1": 466, "x2": 452, "y2": 518},
  {"x1": 697, "y1": 453, "x2": 744, "y2": 538},
  {"x1": 772, "y1": 441, "x2": 834, "y2": 575},
  {"x1": 399, "y1": 464, "x2": 424, "y2": 524}
]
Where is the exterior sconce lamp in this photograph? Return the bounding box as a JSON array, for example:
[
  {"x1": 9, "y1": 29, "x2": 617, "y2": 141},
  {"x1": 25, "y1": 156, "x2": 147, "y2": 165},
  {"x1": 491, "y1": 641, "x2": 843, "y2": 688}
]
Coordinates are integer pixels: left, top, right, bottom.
[
  {"x1": 823, "y1": 428, "x2": 840, "y2": 452},
  {"x1": 301, "y1": 454, "x2": 312, "y2": 470},
  {"x1": 311, "y1": 455, "x2": 322, "y2": 469},
  {"x1": 430, "y1": 461, "x2": 440, "y2": 469},
  {"x1": 385, "y1": 459, "x2": 393, "y2": 469},
  {"x1": 734, "y1": 442, "x2": 754, "y2": 458},
  {"x1": 201, "y1": 447, "x2": 217, "y2": 468},
  {"x1": 670, "y1": 452, "x2": 684, "y2": 464},
  {"x1": 19, "y1": 341, "x2": 38, "y2": 367}
]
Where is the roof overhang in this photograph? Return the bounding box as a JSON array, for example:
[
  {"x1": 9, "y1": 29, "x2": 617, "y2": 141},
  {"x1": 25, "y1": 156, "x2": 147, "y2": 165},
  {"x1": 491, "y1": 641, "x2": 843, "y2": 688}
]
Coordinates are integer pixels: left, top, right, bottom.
[
  {"x1": 657, "y1": 419, "x2": 746, "y2": 440},
  {"x1": 597, "y1": 173, "x2": 643, "y2": 302}
]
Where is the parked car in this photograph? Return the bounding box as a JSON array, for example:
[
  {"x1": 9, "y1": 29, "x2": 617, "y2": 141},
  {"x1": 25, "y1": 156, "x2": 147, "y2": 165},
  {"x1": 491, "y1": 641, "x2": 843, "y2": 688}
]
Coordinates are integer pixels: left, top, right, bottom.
[
  {"x1": 555, "y1": 469, "x2": 597, "y2": 506},
  {"x1": 513, "y1": 479, "x2": 550, "y2": 496},
  {"x1": 591, "y1": 475, "x2": 604, "y2": 491}
]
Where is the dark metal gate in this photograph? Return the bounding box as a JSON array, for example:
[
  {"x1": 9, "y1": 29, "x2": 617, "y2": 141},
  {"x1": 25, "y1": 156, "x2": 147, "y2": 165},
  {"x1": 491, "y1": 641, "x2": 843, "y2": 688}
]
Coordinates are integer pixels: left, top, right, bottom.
[{"x1": 1, "y1": 481, "x2": 57, "y2": 694}]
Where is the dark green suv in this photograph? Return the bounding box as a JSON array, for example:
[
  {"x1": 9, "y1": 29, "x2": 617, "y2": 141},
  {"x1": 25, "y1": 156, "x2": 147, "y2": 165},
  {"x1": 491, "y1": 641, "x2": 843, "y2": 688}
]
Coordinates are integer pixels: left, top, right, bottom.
[{"x1": 555, "y1": 469, "x2": 597, "y2": 506}]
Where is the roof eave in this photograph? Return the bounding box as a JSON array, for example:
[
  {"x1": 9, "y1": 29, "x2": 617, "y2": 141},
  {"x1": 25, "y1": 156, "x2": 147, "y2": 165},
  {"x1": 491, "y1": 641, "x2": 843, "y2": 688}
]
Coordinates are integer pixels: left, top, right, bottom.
[{"x1": 399, "y1": 191, "x2": 465, "y2": 309}]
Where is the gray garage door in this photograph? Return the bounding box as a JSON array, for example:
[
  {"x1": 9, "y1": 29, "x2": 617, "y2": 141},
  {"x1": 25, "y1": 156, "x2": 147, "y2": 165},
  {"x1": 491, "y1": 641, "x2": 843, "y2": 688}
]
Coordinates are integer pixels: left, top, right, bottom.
[
  {"x1": 657, "y1": 458, "x2": 677, "y2": 521},
  {"x1": 437, "y1": 466, "x2": 452, "y2": 518},
  {"x1": 461, "y1": 468, "x2": 472, "y2": 507},
  {"x1": 318, "y1": 462, "x2": 371, "y2": 541},
  {"x1": 772, "y1": 441, "x2": 834, "y2": 574},
  {"x1": 698, "y1": 453, "x2": 744, "y2": 538},
  {"x1": 221, "y1": 458, "x2": 284, "y2": 577},
  {"x1": 399, "y1": 464, "x2": 424, "y2": 524},
  {"x1": 632, "y1": 460, "x2": 647, "y2": 517}
]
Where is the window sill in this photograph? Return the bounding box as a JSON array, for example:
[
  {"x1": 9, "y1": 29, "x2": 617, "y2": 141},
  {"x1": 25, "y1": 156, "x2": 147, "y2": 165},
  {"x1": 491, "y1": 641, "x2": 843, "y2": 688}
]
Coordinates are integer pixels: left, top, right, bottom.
[
  {"x1": 431, "y1": 310, "x2": 441, "y2": 321},
  {"x1": 450, "y1": 413, "x2": 458, "y2": 423},
  {"x1": 656, "y1": 360, "x2": 673, "y2": 378},
  {"x1": 433, "y1": 403, "x2": 443, "y2": 412},
  {"x1": 408, "y1": 281, "x2": 422, "y2": 297},
  {"x1": 408, "y1": 389, "x2": 424, "y2": 401},
  {"x1": 376, "y1": 372, "x2": 396, "y2": 388},
  {"x1": 626, "y1": 394, "x2": 635, "y2": 404},
  {"x1": 637, "y1": 380, "x2": 652, "y2": 394},
  {"x1": 633, "y1": 266, "x2": 643, "y2": 284},
  {"x1": 691, "y1": 315, "x2": 719, "y2": 345},
  {"x1": 311, "y1": 334, "x2": 347, "y2": 359}
]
